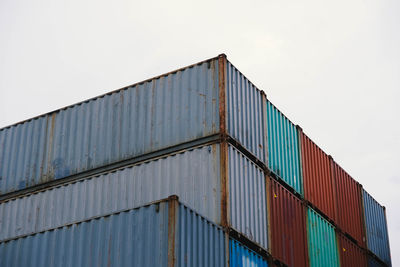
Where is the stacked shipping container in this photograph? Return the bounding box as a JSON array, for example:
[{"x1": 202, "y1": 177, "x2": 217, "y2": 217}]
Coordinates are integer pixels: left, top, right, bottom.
[{"x1": 0, "y1": 54, "x2": 391, "y2": 266}]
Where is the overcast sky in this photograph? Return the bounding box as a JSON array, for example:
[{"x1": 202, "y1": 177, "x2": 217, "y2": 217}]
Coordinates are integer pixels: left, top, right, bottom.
[{"x1": 1, "y1": 0, "x2": 399, "y2": 264}]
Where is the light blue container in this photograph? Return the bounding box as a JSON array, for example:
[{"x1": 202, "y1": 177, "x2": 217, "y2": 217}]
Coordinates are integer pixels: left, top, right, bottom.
[
  {"x1": 230, "y1": 239, "x2": 269, "y2": 267},
  {"x1": 363, "y1": 189, "x2": 391, "y2": 266}
]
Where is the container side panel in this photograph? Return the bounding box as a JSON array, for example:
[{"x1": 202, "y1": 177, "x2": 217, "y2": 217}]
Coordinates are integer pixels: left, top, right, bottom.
[
  {"x1": 338, "y1": 232, "x2": 367, "y2": 267},
  {"x1": 229, "y1": 145, "x2": 268, "y2": 249},
  {"x1": 226, "y1": 62, "x2": 266, "y2": 163},
  {"x1": 368, "y1": 256, "x2": 387, "y2": 267},
  {"x1": 0, "y1": 59, "x2": 220, "y2": 194},
  {"x1": 333, "y1": 161, "x2": 364, "y2": 246},
  {"x1": 307, "y1": 207, "x2": 339, "y2": 267},
  {"x1": 363, "y1": 189, "x2": 391, "y2": 266},
  {"x1": 0, "y1": 145, "x2": 221, "y2": 241},
  {"x1": 269, "y1": 179, "x2": 307, "y2": 267},
  {"x1": 301, "y1": 132, "x2": 336, "y2": 221},
  {"x1": 0, "y1": 202, "x2": 170, "y2": 267},
  {"x1": 266, "y1": 100, "x2": 302, "y2": 195},
  {"x1": 177, "y1": 204, "x2": 226, "y2": 267},
  {"x1": 230, "y1": 238, "x2": 269, "y2": 267}
]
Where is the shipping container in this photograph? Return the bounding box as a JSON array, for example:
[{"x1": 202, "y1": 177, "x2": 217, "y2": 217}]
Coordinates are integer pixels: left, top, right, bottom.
[
  {"x1": 307, "y1": 207, "x2": 339, "y2": 267},
  {"x1": 0, "y1": 55, "x2": 267, "y2": 195},
  {"x1": 368, "y1": 255, "x2": 387, "y2": 267},
  {"x1": 266, "y1": 100, "x2": 303, "y2": 195},
  {"x1": 268, "y1": 178, "x2": 308, "y2": 267},
  {"x1": 332, "y1": 160, "x2": 365, "y2": 247},
  {"x1": 0, "y1": 197, "x2": 228, "y2": 267},
  {"x1": 300, "y1": 131, "x2": 336, "y2": 221},
  {"x1": 363, "y1": 189, "x2": 391, "y2": 266},
  {"x1": 337, "y1": 232, "x2": 367, "y2": 267},
  {"x1": 0, "y1": 143, "x2": 268, "y2": 250},
  {"x1": 230, "y1": 238, "x2": 269, "y2": 267}
]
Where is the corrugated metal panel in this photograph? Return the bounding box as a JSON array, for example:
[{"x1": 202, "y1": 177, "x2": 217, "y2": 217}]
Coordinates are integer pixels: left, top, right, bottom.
[
  {"x1": 269, "y1": 178, "x2": 308, "y2": 267},
  {"x1": 363, "y1": 189, "x2": 391, "y2": 266},
  {"x1": 368, "y1": 256, "x2": 387, "y2": 267},
  {"x1": 307, "y1": 207, "x2": 339, "y2": 267},
  {"x1": 226, "y1": 61, "x2": 266, "y2": 163},
  {"x1": 229, "y1": 145, "x2": 268, "y2": 250},
  {"x1": 332, "y1": 161, "x2": 365, "y2": 247},
  {"x1": 0, "y1": 58, "x2": 220, "y2": 195},
  {"x1": 266, "y1": 100, "x2": 303, "y2": 195},
  {"x1": 300, "y1": 131, "x2": 336, "y2": 221},
  {"x1": 0, "y1": 145, "x2": 221, "y2": 241},
  {"x1": 338, "y1": 232, "x2": 367, "y2": 267},
  {"x1": 0, "y1": 201, "x2": 170, "y2": 267},
  {"x1": 176, "y1": 204, "x2": 226, "y2": 267},
  {"x1": 230, "y1": 238, "x2": 269, "y2": 267}
]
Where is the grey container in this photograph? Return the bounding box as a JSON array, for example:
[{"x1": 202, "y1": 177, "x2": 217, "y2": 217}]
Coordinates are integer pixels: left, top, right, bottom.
[
  {"x1": 0, "y1": 55, "x2": 266, "y2": 195},
  {"x1": 0, "y1": 143, "x2": 268, "y2": 251}
]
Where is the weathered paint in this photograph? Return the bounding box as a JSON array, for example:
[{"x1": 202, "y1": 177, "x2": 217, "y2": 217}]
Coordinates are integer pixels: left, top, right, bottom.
[
  {"x1": 300, "y1": 131, "x2": 336, "y2": 221},
  {"x1": 226, "y1": 61, "x2": 266, "y2": 163},
  {"x1": 0, "y1": 58, "x2": 220, "y2": 195},
  {"x1": 363, "y1": 189, "x2": 391, "y2": 266},
  {"x1": 269, "y1": 178, "x2": 308, "y2": 267},
  {"x1": 230, "y1": 238, "x2": 269, "y2": 267},
  {"x1": 307, "y1": 207, "x2": 339, "y2": 267},
  {"x1": 266, "y1": 100, "x2": 302, "y2": 195},
  {"x1": 338, "y1": 232, "x2": 367, "y2": 267},
  {"x1": 0, "y1": 198, "x2": 227, "y2": 267},
  {"x1": 229, "y1": 145, "x2": 268, "y2": 250},
  {"x1": 332, "y1": 160, "x2": 365, "y2": 246}
]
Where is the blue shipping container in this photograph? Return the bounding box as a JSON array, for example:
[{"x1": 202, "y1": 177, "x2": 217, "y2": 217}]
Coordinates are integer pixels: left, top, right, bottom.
[
  {"x1": 230, "y1": 239, "x2": 269, "y2": 267},
  {"x1": 363, "y1": 189, "x2": 391, "y2": 266}
]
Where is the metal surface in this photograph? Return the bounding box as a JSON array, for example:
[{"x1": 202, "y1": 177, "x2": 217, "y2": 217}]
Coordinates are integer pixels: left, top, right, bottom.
[
  {"x1": 230, "y1": 238, "x2": 269, "y2": 267},
  {"x1": 307, "y1": 207, "x2": 339, "y2": 267},
  {"x1": 229, "y1": 145, "x2": 268, "y2": 250},
  {"x1": 269, "y1": 178, "x2": 308, "y2": 267},
  {"x1": 363, "y1": 189, "x2": 391, "y2": 266},
  {"x1": 338, "y1": 232, "x2": 367, "y2": 267},
  {"x1": 300, "y1": 131, "x2": 336, "y2": 221},
  {"x1": 332, "y1": 160, "x2": 365, "y2": 246},
  {"x1": 266, "y1": 100, "x2": 303, "y2": 195},
  {"x1": 226, "y1": 61, "x2": 267, "y2": 163},
  {"x1": 0, "y1": 145, "x2": 221, "y2": 241},
  {"x1": 368, "y1": 256, "x2": 387, "y2": 267},
  {"x1": 0, "y1": 58, "x2": 220, "y2": 195}
]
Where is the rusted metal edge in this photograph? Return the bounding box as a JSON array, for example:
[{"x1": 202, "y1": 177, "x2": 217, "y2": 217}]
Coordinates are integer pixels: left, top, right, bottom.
[
  {"x1": 265, "y1": 175, "x2": 272, "y2": 254},
  {"x1": 167, "y1": 195, "x2": 179, "y2": 267},
  {"x1": 0, "y1": 133, "x2": 222, "y2": 203},
  {"x1": 0, "y1": 196, "x2": 174, "y2": 244},
  {"x1": 296, "y1": 125, "x2": 304, "y2": 196},
  {"x1": 0, "y1": 54, "x2": 224, "y2": 131},
  {"x1": 269, "y1": 171, "x2": 304, "y2": 201}
]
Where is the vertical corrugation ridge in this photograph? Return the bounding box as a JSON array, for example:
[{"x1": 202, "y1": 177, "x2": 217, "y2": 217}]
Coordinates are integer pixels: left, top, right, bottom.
[
  {"x1": 363, "y1": 189, "x2": 391, "y2": 266},
  {"x1": 0, "y1": 60, "x2": 220, "y2": 195},
  {"x1": 338, "y1": 232, "x2": 367, "y2": 267},
  {"x1": 0, "y1": 145, "x2": 221, "y2": 241},
  {"x1": 307, "y1": 207, "x2": 339, "y2": 267},
  {"x1": 266, "y1": 100, "x2": 303, "y2": 195},
  {"x1": 228, "y1": 145, "x2": 268, "y2": 250},
  {"x1": 229, "y1": 238, "x2": 269, "y2": 267},
  {"x1": 0, "y1": 202, "x2": 170, "y2": 267},
  {"x1": 226, "y1": 61, "x2": 266, "y2": 163}
]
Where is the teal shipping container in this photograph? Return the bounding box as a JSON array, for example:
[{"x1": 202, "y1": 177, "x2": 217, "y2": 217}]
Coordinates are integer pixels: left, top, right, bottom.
[{"x1": 307, "y1": 207, "x2": 339, "y2": 267}]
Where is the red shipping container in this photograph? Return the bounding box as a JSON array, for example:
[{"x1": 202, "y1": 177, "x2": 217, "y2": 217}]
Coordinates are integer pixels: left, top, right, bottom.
[
  {"x1": 300, "y1": 131, "x2": 336, "y2": 221},
  {"x1": 268, "y1": 177, "x2": 308, "y2": 267},
  {"x1": 338, "y1": 232, "x2": 367, "y2": 267},
  {"x1": 332, "y1": 160, "x2": 365, "y2": 247}
]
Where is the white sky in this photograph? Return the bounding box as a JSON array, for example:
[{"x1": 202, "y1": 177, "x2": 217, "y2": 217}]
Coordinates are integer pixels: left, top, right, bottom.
[{"x1": 1, "y1": 0, "x2": 399, "y2": 264}]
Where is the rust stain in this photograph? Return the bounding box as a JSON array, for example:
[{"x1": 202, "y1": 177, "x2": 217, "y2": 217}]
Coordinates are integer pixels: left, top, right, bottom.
[{"x1": 167, "y1": 195, "x2": 178, "y2": 267}]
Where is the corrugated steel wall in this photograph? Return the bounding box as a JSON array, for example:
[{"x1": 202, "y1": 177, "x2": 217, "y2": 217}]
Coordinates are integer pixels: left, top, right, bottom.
[
  {"x1": 0, "y1": 58, "x2": 220, "y2": 195},
  {"x1": 368, "y1": 256, "x2": 387, "y2": 267},
  {"x1": 332, "y1": 161, "x2": 365, "y2": 247},
  {"x1": 307, "y1": 207, "x2": 339, "y2": 267},
  {"x1": 226, "y1": 61, "x2": 266, "y2": 163},
  {"x1": 0, "y1": 201, "x2": 170, "y2": 267},
  {"x1": 230, "y1": 238, "x2": 269, "y2": 267},
  {"x1": 363, "y1": 189, "x2": 391, "y2": 266},
  {"x1": 269, "y1": 178, "x2": 308, "y2": 267},
  {"x1": 266, "y1": 100, "x2": 302, "y2": 195},
  {"x1": 301, "y1": 132, "x2": 336, "y2": 221},
  {"x1": 229, "y1": 145, "x2": 268, "y2": 250},
  {"x1": 338, "y1": 232, "x2": 367, "y2": 267},
  {"x1": 0, "y1": 145, "x2": 221, "y2": 241}
]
